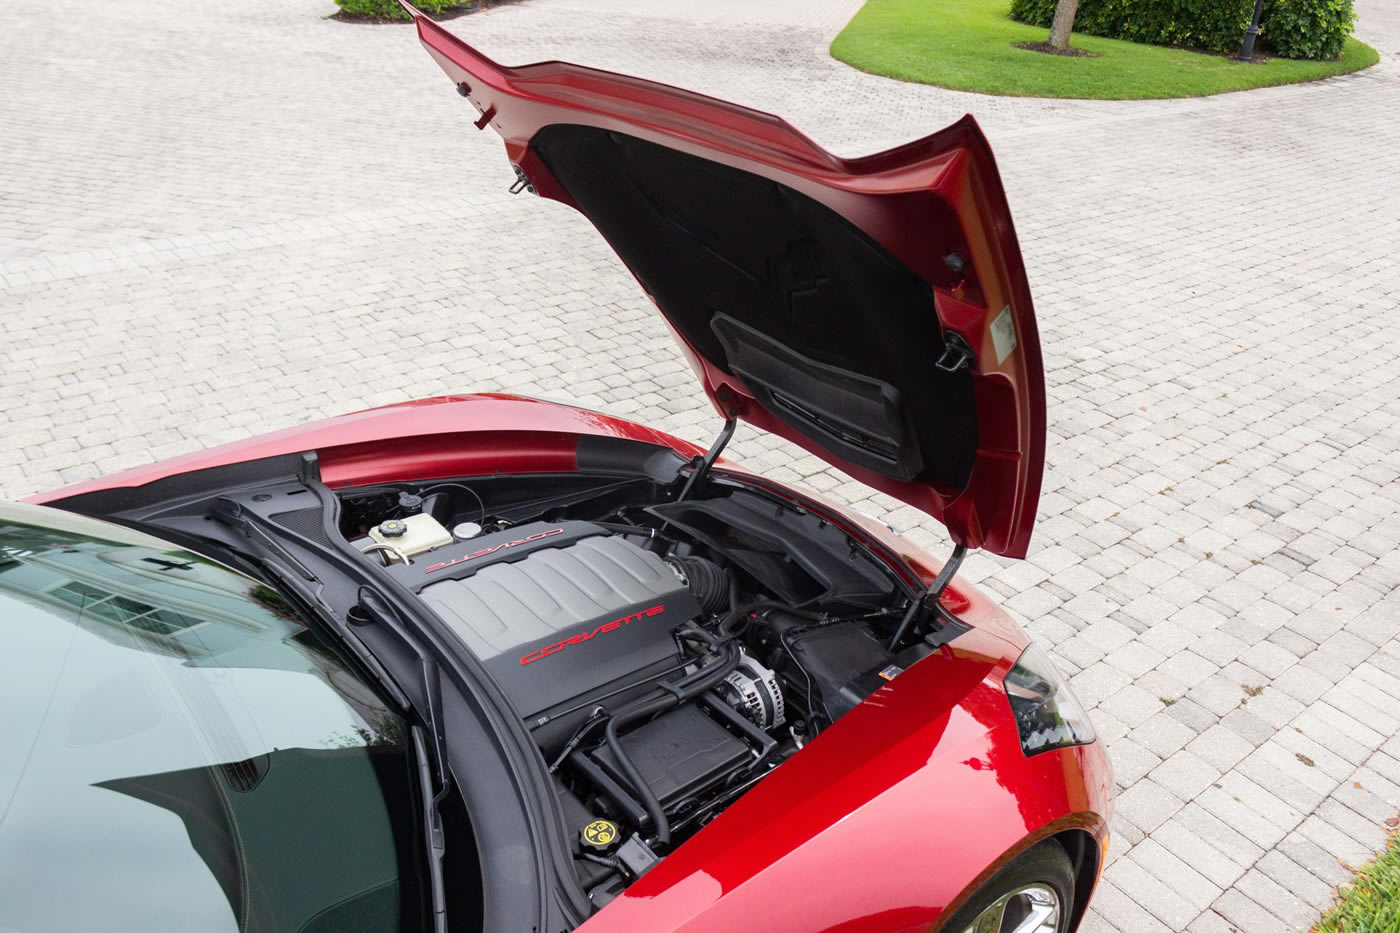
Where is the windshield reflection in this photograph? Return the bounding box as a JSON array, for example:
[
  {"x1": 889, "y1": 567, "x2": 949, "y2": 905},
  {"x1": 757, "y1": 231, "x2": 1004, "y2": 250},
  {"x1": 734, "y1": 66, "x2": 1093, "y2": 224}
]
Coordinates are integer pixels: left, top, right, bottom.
[{"x1": 0, "y1": 509, "x2": 421, "y2": 933}]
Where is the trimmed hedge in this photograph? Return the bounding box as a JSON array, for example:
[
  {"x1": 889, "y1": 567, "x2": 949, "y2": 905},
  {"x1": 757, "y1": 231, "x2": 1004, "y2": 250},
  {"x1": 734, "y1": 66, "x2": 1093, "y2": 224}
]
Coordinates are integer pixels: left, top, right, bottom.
[
  {"x1": 1008, "y1": 0, "x2": 1253, "y2": 53},
  {"x1": 1008, "y1": 0, "x2": 1356, "y2": 59},
  {"x1": 1264, "y1": 0, "x2": 1356, "y2": 60},
  {"x1": 335, "y1": 0, "x2": 467, "y2": 20}
]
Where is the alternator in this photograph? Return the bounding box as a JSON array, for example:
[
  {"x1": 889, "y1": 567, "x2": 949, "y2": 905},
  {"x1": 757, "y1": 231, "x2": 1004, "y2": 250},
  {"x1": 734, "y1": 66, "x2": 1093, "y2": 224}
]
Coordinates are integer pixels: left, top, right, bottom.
[{"x1": 718, "y1": 652, "x2": 785, "y2": 730}]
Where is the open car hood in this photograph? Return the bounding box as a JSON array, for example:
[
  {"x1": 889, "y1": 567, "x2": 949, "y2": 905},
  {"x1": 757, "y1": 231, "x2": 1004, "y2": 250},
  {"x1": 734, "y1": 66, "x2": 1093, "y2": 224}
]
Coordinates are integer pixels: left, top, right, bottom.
[{"x1": 405, "y1": 7, "x2": 1046, "y2": 558}]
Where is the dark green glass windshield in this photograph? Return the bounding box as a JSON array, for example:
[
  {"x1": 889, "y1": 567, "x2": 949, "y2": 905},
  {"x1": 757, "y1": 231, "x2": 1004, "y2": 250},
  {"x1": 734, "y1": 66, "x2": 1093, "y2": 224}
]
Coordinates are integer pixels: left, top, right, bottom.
[{"x1": 0, "y1": 504, "x2": 424, "y2": 933}]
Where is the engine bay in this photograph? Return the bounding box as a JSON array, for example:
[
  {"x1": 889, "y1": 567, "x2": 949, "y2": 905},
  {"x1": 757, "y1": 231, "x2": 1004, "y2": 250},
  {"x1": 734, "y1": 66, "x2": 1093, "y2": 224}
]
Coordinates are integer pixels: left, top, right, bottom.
[{"x1": 335, "y1": 470, "x2": 958, "y2": 908}]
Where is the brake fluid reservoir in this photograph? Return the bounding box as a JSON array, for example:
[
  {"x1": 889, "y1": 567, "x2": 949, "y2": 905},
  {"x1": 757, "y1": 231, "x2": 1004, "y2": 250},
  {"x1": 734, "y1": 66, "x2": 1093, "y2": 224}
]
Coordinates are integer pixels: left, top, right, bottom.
[{"x1": 368, "y1": 513, "x2": 454, "y2": 561}]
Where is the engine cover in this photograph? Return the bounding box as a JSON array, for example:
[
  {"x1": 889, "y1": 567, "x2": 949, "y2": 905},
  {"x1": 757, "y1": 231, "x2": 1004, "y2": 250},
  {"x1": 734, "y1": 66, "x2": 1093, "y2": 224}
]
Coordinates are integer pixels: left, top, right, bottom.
[{"x1": 415, "y1": 523, "x2": 700, "y2": 720}]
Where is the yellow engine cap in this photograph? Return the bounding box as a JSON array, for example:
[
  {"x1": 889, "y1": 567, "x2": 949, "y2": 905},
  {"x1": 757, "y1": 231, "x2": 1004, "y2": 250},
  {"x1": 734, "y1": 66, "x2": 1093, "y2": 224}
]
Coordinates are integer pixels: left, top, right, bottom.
[{"x1": 580, "y1": 818, "x2": 620, "y2": 852}]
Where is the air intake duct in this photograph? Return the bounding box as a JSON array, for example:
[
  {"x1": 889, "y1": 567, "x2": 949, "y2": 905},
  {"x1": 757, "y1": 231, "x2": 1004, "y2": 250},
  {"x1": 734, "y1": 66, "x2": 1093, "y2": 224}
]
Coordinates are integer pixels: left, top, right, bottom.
[{"x1": 667, "y1": 556, "x2": 729, "y2": 615}]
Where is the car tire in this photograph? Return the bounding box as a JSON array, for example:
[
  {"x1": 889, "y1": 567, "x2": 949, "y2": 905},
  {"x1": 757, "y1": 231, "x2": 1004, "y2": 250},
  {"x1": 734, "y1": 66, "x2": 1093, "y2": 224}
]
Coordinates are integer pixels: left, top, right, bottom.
[{"x1": 939, "y1": 840, "x2": 1076, "y2": 933}]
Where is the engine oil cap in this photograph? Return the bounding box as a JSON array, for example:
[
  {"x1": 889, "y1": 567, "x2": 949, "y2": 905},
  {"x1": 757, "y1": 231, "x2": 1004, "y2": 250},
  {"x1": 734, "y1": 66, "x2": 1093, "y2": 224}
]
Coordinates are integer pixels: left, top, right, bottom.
[
  {"x1": 580, "y1": 819, "x2": 620, "y2": 853},
  {"x1": 377, "y1": 519, "x2": 408, "y2": 538}
]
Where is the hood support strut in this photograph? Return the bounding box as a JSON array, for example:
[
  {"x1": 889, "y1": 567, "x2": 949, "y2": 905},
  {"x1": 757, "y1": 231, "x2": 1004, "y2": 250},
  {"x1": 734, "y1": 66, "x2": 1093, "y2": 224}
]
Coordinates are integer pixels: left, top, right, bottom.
[
  {"x1": 677, "y1": 413, "x2": 738, "y2": 501},
  {"x1": 888, "y1": 543, "x2": 967, "y2": 651}
]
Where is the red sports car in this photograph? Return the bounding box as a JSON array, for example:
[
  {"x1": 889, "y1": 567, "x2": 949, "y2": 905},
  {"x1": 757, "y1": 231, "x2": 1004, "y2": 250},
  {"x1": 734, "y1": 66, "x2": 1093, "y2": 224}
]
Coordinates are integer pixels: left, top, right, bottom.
[{"x1": 9, "y1": 8, "x2": 1111, "y2": 933}]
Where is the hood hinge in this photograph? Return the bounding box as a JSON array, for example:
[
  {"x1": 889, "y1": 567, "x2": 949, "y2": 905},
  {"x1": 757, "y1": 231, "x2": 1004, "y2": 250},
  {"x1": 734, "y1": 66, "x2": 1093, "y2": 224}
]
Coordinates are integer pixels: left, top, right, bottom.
[
  {"x1": 677, "y1": 405, "x2": 739, "y2": 501},
  {"x1": 888, "y1": 542, "x2": 967, "y2": 650}
]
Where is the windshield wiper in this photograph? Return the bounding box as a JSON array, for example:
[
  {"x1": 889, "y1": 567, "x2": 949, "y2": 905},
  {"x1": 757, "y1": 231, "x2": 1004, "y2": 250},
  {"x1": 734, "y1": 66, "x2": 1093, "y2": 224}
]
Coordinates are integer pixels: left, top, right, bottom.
[
  {"x1": 412, "y1": 721, "x2": 449, "y2": 933},
  {"x1": 211, "y1": 491, "x2": 454, "y2": 930},
  {"x1": 357, "y1": 589, "x2": 453, "y2": 933},
  {"x1": 418, "y1": 650, "x2": 452, "y2": 933},
  {"x1": 210, "y1": 497, "x2": 412, "y2": 709},
  {"x1": 211, "y1": 497, "x2": 317, "y2": 581}
]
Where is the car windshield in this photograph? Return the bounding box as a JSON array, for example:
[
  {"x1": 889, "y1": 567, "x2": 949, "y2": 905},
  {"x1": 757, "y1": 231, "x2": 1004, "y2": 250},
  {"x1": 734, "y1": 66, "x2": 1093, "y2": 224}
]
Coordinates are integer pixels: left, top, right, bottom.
[{"x1": 0, "y1": 504, "x2": 425, "y2": 933}]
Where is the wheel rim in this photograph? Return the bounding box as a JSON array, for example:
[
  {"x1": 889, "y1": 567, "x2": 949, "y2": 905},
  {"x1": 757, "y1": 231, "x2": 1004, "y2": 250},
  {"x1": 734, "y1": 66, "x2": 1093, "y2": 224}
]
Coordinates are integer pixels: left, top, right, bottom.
[{"x1": 960, "y1": 883, "x2": 1061, "y2": 933}]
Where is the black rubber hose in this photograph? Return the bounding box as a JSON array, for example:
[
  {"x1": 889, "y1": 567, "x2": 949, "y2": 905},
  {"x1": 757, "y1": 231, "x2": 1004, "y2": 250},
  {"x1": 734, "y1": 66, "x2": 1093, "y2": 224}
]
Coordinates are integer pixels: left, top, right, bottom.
[
  {"x1": 593, "y1": 521, "x2": 660, "y2": 539},
  {"x1": 601, "y1": 638, "x2": 742, "y2": 848},
  {"x1": 581, "y1": 593, "x2": 791, "y2": 849},
  {"x1": 601, "y1": 701, "x2": 672, "y2": 846},
  {"x1": 579, "y1": 852, "x2": 624, "y2": 871}
]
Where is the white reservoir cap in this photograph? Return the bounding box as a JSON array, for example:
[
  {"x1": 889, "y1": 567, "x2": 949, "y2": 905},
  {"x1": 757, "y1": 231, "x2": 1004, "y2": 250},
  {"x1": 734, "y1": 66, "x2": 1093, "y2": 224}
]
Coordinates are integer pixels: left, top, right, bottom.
[{"x1": 453, "y1": 522, "x2": 483, "y2": 540}]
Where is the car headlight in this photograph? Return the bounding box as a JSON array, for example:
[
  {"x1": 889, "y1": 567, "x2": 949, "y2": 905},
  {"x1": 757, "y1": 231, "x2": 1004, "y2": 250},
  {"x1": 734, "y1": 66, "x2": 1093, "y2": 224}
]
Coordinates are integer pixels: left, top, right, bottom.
[{"x1": 1004, "y1": 643, "x2": 1096, "y2": 755}]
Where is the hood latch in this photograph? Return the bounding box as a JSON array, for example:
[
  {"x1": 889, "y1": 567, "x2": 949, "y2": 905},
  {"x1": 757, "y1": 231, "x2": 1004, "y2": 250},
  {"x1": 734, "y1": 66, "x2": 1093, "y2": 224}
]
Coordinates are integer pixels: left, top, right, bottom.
[{"x1": 935, "y1": 333, "x2": 975, "y2": 373}]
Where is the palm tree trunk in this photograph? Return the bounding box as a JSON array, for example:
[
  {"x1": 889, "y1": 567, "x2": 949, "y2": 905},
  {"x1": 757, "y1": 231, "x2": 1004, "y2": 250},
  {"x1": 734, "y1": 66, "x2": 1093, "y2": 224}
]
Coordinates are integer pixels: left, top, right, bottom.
[{"x1": 1048, "y1": 0, "x2": 1080, "y2": 50}]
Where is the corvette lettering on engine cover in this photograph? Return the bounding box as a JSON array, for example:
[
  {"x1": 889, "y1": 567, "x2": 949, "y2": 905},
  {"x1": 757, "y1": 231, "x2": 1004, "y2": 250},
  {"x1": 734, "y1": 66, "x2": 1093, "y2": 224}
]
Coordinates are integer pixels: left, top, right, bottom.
[
  {"x1": 520, "y1": 603, "x2": 666, "y2": 665},
  {"x1": 425, "y1": 526, "x2": 565, "y2": 573},
  {"x1": 414, "y1": 526, "x2": 701, "y2": 721},
  {"x1": 389, "y1": 520, "x2": 609, "y2": 591}
]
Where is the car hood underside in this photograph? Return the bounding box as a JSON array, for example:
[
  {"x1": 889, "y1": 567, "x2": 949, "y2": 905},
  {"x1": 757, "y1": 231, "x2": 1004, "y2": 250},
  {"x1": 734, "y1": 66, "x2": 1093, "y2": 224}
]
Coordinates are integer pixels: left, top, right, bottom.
[{"x1": 405, "y1": 6, "x2": 1048, "y2": 558}]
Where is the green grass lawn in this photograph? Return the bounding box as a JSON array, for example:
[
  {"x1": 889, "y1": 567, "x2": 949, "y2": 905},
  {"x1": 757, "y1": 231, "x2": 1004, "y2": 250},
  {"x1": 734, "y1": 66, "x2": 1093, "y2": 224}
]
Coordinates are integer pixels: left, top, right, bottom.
[
  {"x1": 1314, "y1": 829, "x2": 1400, "y2": 933},
  {"x1": 829, "y1": 0, "x2": 1379, "y2": 99}
]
